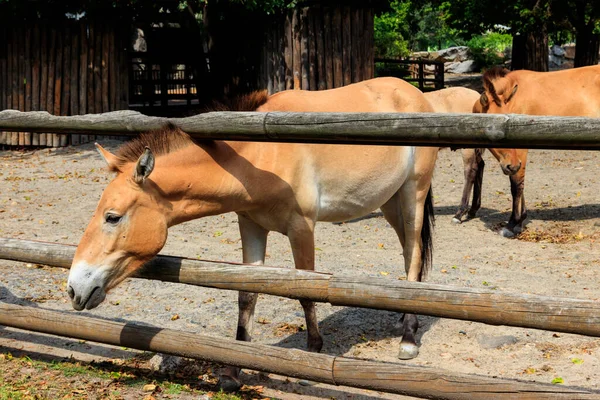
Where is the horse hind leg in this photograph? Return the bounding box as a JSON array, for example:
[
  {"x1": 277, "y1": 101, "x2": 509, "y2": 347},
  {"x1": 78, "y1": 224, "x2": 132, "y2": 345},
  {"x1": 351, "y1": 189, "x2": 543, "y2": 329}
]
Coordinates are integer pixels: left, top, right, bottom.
[
  {"x1": 381, "y1": 194, "x2": 416, "y2": 359},
  {"x1": 220, "y1": 215, "x2": 268, "y2": 392},
  {"x1": 381, "y1": 184, "x2": 434, "y2": 360}
]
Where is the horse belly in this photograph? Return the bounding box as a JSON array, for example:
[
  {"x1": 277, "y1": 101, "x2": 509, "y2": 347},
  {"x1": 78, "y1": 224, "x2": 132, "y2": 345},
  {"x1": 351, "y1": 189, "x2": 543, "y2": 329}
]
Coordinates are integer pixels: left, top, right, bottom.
[{"x1": 316, "y1": 147, "x2": 413, "y2": 222}]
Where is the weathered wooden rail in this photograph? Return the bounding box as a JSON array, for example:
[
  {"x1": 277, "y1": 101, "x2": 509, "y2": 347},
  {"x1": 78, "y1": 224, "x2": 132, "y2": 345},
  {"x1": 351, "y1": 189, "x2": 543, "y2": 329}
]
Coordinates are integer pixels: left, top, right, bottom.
[
  {"x1": 2, "y1": 109, "x2": 600, "y2": 149},
  {"x1": 2, "y1": 110, "x2": 600, "y2": 398},
  {"x1": 2, "y1": 302, "x2": 597, "y2": 399},
  {"x1": 2, "y1": 238, "x2": 600, "y2": 339},
  {"x1": 0, "y1": 240, "x2": 597, "y2": 397}
]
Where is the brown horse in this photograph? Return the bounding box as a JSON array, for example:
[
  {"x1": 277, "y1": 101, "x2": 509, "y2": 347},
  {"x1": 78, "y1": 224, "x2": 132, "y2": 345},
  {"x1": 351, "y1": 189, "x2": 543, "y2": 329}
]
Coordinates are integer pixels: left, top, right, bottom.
[
  {"x1": 423, "y1": 87, "x2": 521, "y2": 225},
  {"x1": 66, "y1": 77, "x2": 439, "y2": 389},
  {"x1": 468, "y1": 65, "x2": 600, "y2": 237}
]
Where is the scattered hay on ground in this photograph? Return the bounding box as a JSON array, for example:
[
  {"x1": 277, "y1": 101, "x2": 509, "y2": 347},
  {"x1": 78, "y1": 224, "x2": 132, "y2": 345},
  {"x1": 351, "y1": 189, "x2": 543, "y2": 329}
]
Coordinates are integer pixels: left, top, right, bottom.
[{"x1": 517, "y1": 224, "x2": 599, "y2": 244}]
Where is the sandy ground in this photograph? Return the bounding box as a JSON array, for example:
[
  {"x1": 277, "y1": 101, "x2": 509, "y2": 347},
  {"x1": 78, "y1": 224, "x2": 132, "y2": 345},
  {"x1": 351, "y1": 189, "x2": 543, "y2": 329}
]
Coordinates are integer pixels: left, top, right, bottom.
[{"x1": 0, "y1": 141, "x2": 599, "y2": 399}]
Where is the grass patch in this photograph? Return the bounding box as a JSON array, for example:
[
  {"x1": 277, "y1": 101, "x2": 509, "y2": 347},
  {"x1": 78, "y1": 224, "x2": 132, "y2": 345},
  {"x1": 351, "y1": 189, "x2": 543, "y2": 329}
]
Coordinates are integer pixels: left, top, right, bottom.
[{"x1": 0, "y1": 353, "x2": 253, "y2": 399}]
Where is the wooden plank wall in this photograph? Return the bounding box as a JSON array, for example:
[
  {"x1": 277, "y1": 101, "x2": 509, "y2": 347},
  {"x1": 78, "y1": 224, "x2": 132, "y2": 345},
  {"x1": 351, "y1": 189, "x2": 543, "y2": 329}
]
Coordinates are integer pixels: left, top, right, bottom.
[
  {"x1": 0, "y1": 20, "x2": 129, "y2": 147},
  {"x1": 262, "y1": 6, "x2": 374, "y2": 94}
]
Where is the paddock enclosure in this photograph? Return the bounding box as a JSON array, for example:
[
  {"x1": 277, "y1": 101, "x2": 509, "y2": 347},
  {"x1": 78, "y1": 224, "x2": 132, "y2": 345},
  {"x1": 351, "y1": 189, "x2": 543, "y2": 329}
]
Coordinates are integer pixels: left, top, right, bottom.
[
  {"x1": 0, "y1": 21, "x2": 129, "y2": 147},
  {"x1": 0, "y1": 112, "x2": 600, "y2": 398}
]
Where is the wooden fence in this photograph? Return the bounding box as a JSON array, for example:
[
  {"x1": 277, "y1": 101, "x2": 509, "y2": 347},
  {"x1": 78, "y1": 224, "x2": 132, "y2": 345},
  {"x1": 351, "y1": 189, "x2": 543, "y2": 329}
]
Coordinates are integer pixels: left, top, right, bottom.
[
  {"x1": 375, "y1": 58, "x2": 445, "y2": 91},
  {"x1": 2, "y1": 109, "x2": 600, "y2": 149},
  {"x1": 130, "y1": 51, "x2": 198, "y2": 108},
  {"x1": 1, "y1": 301, "x2": 597, "y2": 399},
  {"x1": 2, "y1": 238, "x2": 600, "y2": 337},
  {"x1": 1, "y1": 111, "x2": 600, "y2": 398},
  {"x1": 261, "y1": 6, "x2": 374, "y2": 94},
  {"x1": 0, "y1": 21, "x2": 129, "y2": 147}
]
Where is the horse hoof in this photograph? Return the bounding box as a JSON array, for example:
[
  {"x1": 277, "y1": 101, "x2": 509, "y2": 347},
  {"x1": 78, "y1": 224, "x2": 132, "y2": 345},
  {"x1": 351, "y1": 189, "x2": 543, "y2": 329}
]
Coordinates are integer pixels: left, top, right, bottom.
[
  {"x1": 219, "y1": 376, "x2": 242, "y2": 393},
  {"x1": 307, "y1": 336, "x2": 324, "y2": 353},
  {"x1": 500, "y1": 228, "x2": 516, "y2": 238},
  {"x1": 451, "y1": 217, "x2": 462, "y2": 224},
  {"x1": 397, "y1": 342, "x2": 419, "y2": 360}
]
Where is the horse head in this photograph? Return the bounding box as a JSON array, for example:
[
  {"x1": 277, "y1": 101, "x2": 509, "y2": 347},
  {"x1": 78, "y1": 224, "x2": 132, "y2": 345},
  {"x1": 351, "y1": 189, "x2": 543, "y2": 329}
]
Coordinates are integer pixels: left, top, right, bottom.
[
  {"x1": 474, "y1": 67, "x2": 522, "y2": 175},
  {"x1": 67, "y1": 144, "x2": 169, "y2": 310},
  {"x1": 479, "y1": 67, "x2": 519, "y2": 114},
  {"x1": 488, "y1": 148, "x2": 522, "y2": 176}
]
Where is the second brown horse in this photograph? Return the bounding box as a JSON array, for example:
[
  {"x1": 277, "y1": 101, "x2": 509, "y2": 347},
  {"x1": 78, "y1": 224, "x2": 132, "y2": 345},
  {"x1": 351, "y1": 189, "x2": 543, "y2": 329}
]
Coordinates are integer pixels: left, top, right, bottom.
[{"x1": 467, "y1": 65, "x2": 600, "y2": 237}]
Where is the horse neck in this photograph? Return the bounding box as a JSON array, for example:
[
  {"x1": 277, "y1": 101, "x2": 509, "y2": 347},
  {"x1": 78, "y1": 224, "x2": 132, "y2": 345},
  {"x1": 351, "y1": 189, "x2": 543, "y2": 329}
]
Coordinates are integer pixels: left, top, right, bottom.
[{"x1": 153, "y1": 141, "x2": 259, "y2": 226}]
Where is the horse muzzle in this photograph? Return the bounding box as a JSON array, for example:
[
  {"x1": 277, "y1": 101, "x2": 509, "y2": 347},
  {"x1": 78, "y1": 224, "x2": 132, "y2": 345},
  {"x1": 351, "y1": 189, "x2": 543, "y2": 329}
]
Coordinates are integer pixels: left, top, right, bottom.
[
  {"x1": 501, "y1": 162, "x2": 521, "y2": 176},
  {"x1": 67, "y1": 262, "x2": 109, "y2": 310}
]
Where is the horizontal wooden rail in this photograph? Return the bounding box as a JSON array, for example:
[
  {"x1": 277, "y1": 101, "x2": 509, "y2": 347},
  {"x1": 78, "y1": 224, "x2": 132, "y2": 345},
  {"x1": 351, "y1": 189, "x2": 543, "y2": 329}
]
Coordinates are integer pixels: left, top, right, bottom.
[
  {"x1": 2, "y1": 238, "x2": 600, "y2": 338},
  {"x1": 0, "y1": 302, "x2": 597, "y2": 399},
  {"x1": 2, "y1": 109, "x2": 600, "y2": 149},
  {"x1": 375, "y1": 58, "x2": 445, "y2": 66}
]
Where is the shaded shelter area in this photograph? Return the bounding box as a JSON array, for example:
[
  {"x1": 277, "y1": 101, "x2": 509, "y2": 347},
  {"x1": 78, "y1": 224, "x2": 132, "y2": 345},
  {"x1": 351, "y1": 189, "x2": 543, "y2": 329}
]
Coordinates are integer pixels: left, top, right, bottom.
[{"x1": 0, "y1": 0, "x2": 379, "y2": 146}]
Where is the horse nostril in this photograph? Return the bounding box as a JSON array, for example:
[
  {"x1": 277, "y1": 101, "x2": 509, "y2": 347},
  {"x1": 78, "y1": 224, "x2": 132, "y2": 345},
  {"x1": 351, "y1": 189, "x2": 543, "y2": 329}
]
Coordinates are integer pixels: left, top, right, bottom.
[{"x1": 67, "y1": 285, "x2": 75, "y2": 299}]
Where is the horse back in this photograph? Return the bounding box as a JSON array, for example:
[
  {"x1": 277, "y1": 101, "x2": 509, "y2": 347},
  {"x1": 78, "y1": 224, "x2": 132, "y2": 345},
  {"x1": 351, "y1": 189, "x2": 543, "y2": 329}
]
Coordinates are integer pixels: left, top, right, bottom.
[
  {"x1": 424, "y1": 87, "x2": 480, "y2": 113},
  {"x1": 501, "y1": 66, "x2": 600, "y2": 117},
  {"x1": 258, "y1": 77, "x2": 434, "y2": 113}
]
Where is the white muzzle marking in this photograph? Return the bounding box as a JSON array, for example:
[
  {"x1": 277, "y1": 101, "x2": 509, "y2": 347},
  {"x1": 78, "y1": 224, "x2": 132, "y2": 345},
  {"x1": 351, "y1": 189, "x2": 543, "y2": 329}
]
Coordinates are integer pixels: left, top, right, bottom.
[{"x1": 67, "y1": 261, "x2": 109, "y2": 311}]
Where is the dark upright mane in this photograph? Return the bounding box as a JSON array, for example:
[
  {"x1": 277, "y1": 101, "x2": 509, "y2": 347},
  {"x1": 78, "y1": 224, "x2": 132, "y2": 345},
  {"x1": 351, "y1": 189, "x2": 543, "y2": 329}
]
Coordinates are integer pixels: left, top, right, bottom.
[
  {"x1": 114, "y1": 123, "x2": 192, "y2": 167},
  {"x1": 483, "y1": 67, "x2": 510, "y2": 105},
  {"x1": 112, "y1": 90, "x2": 270, "y2": 169},
  {"x1": 204, "y1": 90, "x2": 269, "y2": 112}
]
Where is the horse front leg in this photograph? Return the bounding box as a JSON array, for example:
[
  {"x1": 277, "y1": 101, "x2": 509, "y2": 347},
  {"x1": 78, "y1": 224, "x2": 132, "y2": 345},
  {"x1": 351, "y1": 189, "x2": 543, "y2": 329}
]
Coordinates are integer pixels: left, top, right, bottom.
[
  {"x1": 220, "y1": 214, "x2": 268, "y2": 392},
  {"x1": 468, "y1": 149, "x2": 485, "y2": 219},
  {"x1": 453, "y1": 149, "x2": 484, "y2": 223},
  {"x1": 501, "y1": 152, "x2": 528, "y2": 238},
  {"x1": 501, "y1": 171, "x2": 527, "y2": 238},
  {"x1": 288, "y1": 217, "x2": 323, "y2": 353}
]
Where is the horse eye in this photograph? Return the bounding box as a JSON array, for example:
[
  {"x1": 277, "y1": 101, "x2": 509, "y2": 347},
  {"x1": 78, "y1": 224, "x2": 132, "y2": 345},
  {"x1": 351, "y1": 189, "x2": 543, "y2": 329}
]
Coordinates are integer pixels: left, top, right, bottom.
[{"x1": 105, "y1": 214, "x2": 122, "y2": 225}]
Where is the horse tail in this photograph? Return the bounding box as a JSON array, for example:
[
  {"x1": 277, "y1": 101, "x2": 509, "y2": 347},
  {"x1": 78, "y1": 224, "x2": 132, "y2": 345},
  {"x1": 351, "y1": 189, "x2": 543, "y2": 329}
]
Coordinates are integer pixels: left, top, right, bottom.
[{"x1": 420, "y1": 186, "x2": 435, "y2": 281}]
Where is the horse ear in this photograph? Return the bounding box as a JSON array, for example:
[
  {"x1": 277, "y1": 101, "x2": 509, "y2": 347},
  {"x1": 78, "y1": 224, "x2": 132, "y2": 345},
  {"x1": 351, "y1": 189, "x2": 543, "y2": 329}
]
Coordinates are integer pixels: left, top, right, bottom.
[
  {"x1": 480, "y1": 92, "x2": 489, "y2": 107},
  {"x1": 133, "y1": 147, "x2": 155, "y2": 184},
  {"x1": 95, "y1": 143, "x2": 120, "y2": 169},
  {"x1": 505, "y1": 84, "x2": 518, "y2": 103}
]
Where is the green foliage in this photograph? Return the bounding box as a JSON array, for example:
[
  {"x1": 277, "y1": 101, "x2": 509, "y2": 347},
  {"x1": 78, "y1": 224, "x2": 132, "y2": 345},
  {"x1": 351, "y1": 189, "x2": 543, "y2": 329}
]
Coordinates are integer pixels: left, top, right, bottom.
[
  {"x1": 412, "y1": 2, "x2": 464, "y2": 51},
  {"x1": 374, "y1": 0, "x2": 411, "y2": 58},
  {"x1": 374, "y1": 1, "x2": 464, "y2": 58},
  {"x1": 467, "y1": 32, "x2": 512, "y2": 69}
]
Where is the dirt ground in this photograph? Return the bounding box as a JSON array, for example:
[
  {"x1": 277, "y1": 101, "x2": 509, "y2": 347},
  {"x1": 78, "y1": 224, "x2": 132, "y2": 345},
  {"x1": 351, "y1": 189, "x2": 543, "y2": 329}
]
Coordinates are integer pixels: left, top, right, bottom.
[{"x1": 0, "y1": 140, "x2": 599, "y2": 399}]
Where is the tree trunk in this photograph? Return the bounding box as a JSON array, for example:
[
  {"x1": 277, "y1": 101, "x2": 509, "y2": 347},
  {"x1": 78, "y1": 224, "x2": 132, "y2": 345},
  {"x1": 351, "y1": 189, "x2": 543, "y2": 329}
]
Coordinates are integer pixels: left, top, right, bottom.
[
  {"x1": 574, "y1": 28, "x2": 600, "y2": 67},
  {"x1": 511, "y1": 27, "x2": 548, "y2": 72}
]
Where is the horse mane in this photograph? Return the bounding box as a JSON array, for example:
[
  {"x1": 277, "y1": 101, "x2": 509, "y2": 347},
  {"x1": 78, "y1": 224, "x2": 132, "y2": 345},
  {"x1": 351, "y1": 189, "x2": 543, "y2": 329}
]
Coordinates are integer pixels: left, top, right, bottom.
[
  {"x1": 204, "y1": 90, "x2": 269, "y2": 112},
  {"x1": 482, "y1": 67, "x2": 510, "y2": 106},
  {"x1": 112, "y1": 90, "x2": 270, "y2": 169},
  {"x1": 114, "y1": 123, "x2": 192, "y2": 167}
]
